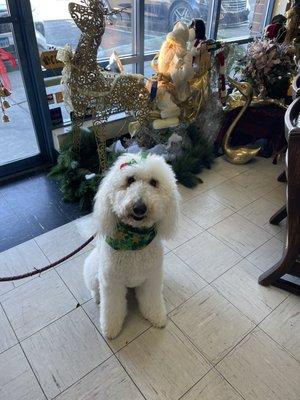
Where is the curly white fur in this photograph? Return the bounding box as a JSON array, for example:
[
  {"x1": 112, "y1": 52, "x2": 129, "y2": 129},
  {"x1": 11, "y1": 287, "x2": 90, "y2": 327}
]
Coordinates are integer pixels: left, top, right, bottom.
[{"x1": 83, "y1": 153, "x2": 180, "y2": 339}]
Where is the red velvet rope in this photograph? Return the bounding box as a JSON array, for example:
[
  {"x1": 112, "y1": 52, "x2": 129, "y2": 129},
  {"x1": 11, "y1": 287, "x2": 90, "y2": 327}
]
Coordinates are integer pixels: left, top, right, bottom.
[{"x1": 0, "y1": 235, "x2": 95, "y2": 282}]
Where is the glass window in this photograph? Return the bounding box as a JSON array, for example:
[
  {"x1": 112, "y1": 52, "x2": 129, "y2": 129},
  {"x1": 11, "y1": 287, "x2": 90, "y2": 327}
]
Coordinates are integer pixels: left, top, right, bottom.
[
  {"x1": 0, "y1": 0, "x2": 9, "y2": 15},
  {"x1": 0, "y1": 23, "x2": 40, "y2": 165},
  {"x1": 30, "y1": 0, "x2": 134, "y2": 59},
  {"x1": 144, "y1": 60, "x2": 153, "y2": 77},
  {"x1": 225, "y1": 42, "x2": 247, "y2": 76},
  {"x1": 218, "y1": 0, "x2": 262, "y2": 39},
  {"x1": 144, "y1": 0, "x2": 212, "y2": 54}
]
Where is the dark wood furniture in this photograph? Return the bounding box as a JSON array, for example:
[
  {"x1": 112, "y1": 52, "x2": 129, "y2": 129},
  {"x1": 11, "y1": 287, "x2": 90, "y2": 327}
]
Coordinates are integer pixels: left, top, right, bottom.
[{"x1": 258, "y1": 96, "x2": 300, "y2": 295}]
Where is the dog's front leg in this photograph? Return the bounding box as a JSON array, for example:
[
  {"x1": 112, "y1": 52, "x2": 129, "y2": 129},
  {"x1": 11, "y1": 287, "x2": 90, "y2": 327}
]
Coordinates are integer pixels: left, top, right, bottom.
[
  {"x1": 136, "y1": 269, "x2": 167, "y2": 328},
  {"x1": 100, "y1": 281, "x2": 127, "y2": 339}
]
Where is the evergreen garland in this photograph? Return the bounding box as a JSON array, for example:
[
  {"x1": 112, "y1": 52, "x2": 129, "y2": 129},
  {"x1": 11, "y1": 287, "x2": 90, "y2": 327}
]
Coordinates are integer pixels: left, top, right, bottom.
[
  {"x1": 49, "y1": 125, "x2": 214, "y2": 210},
  {"x1": 172, "y1": 124, "x2": 214, "y2": 187}
]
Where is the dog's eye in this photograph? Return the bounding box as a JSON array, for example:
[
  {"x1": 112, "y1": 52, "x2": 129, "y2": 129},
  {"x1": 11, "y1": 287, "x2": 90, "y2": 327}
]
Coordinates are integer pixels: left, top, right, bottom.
[
  {"x1": 149, "y1": 178, "x2": 158, "y2": 188},
  {"x1": 127, "y1": 176, "x2": 135, "y2": 186}
]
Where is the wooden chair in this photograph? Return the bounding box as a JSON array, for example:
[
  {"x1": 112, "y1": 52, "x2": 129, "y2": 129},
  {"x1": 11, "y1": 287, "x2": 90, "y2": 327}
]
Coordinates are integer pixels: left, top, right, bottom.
[{"x1": 258, "y1": 96, "x2": 300, "y2": 295}]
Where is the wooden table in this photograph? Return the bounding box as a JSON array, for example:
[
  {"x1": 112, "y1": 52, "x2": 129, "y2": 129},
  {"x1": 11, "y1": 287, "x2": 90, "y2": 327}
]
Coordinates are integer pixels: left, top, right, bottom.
[{"x1": 258, "y1": 96, "x2": 300, "y2": 295}]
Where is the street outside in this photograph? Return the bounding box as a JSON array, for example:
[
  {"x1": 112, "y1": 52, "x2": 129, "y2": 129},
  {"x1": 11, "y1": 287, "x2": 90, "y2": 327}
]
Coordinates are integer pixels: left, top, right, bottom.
[{"x1": 31, "y1": 0, "x2": 256, "y2": 56}]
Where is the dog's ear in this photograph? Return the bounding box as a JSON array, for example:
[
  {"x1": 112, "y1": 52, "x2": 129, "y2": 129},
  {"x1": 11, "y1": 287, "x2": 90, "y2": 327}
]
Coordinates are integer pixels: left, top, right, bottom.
[
  {"x1": 92, "y1": 170, "x2": 117, "y2": 237},
  {"x1": 157, "y1": 181, "x2": 181, "y2": 240}
]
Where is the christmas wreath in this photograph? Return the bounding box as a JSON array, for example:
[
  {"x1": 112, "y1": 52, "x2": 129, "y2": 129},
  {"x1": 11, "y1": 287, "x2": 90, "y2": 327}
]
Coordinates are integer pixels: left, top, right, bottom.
[{"x1": 49, "y1": 124, "x2": 214, "y2": 210}]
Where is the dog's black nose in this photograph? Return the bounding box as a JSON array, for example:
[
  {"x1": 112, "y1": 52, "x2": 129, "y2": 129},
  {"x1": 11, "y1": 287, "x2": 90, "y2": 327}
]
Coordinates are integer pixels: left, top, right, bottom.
[{"x1": 133, "y1": 200, "x2": 147, "y2": 216}]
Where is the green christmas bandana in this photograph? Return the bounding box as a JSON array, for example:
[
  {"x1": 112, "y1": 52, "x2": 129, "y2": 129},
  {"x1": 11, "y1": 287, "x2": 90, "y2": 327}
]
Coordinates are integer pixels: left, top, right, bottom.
[{"x1": 106, "y1": 222, "x2": 156, "y2": 251}]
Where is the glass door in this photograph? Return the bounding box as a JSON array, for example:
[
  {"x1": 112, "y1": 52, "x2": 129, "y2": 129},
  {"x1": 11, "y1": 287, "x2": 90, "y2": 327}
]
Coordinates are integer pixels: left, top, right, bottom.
[{"x1": 0, "y1": 0, "x2": 54, "y2": 178}]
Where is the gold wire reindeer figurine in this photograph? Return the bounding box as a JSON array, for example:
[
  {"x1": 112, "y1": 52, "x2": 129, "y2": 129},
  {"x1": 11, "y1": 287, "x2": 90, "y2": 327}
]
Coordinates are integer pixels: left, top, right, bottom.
[{"x1": 58, "y1": 0, "x2": 151, "y2": 170}]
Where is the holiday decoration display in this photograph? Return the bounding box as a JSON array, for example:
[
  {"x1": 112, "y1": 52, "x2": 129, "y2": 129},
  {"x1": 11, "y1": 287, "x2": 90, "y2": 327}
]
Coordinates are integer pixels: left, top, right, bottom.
[{"x1": 53, "y1": 1, "x2": 220, "y2": 207}]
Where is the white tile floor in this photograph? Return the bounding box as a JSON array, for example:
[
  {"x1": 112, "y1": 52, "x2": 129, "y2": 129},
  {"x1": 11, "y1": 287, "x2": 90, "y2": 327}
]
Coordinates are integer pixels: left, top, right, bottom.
[{"x1": 1, "y1": 156, "x2": 299, "y2": 400}]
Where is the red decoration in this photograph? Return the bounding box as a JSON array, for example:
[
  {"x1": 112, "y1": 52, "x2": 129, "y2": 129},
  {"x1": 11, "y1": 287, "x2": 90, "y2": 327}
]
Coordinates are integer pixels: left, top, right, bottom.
[{"x1": 0, "y1": 48, "x2": 17, "y2": 91}]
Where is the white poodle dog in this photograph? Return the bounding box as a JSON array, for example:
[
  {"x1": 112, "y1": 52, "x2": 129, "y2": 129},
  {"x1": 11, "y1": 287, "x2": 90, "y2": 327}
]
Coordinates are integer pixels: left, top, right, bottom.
[{"x1": 83, "y1": 152, "x2": 180, "y2": 339}]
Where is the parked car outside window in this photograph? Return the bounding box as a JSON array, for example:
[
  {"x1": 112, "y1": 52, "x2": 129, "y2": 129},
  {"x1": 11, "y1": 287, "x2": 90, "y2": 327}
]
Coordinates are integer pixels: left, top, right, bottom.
[
  {"x1": 106, "y1": 0, "x2": 249, "y2": 31},
  {"x1": 0, "y1": 0, "x2": 47, "y2": 55}
]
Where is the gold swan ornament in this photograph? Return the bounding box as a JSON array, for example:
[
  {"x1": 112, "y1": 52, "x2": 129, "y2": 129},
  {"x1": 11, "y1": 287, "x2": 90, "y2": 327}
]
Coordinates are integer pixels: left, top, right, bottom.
[{"x1": 222, "y1": 77, "x2": 261, "y2": 164}]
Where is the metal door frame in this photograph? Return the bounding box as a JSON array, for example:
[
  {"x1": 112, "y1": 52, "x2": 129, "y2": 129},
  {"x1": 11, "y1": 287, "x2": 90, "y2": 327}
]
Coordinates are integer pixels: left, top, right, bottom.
[{"x1": 0, "y1": 0, "x2": 54, "y2": 179}]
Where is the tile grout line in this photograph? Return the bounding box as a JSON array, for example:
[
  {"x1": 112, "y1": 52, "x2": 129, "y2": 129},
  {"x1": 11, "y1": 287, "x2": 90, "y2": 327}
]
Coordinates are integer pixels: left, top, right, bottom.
[
  {"x1": 179, "y1": 174, "x2": 232, "y2": 203},
  {"x1": 243, "y1": 236, "x2": 285, "y2": 266},
  {"x1": 17, "y1": 305, "x2": 118, "y2": 399},
  {"x1": 178, "y1": 366, "x2": 248, "y2": 400},
  {"x1": 206, "y1": 219, "x2": 273, "y2": 260},
  {"x1": 173, "y1": 230, "x2": 243, "y2": 284},
  {"x1": 258, "y1": 322, "x2": 300, "y2": 365},
  {"x1": 181, "y1": 198, "x2": 236, "y2": 232},
  {"x1": 50, "y1": 354, "x2": 116, "y2": 400},
  {"x1": 209, "y1": 271, "x2": 285, "y2": 320},
  {"x1": 171, "y1": 304, "x2": 255, "y2": 368},
  {"x1": 14, "y1": 307, "x2": 79, "y2": 345},
  {"x1": 213, "y1": 294, "x2": 293, "y2": 369},
  {"x1": 113, "y1": 355, "x2": 148, "y2": 400},
  {"x1": 168, "y1": 283, "x2": 292, "y2": 376},
  {"x1": 181, "y1": 185, "x2": 285, "y2": 244},
  {"x1": 211, "y1": 366, "x2": 248, "y2": 400},
  {"x1": 177, "y1": 368, "x2": 213, "y2": 400},
  {"x1": 168, "y1": 244, "x2": 288, "y2": 331},
  {"x1": 0, "y1": 303, "x2": 49, "y2": 399},
  {"x1": 19, "y1": 341, "x2": 50, "y2": 400},
  {"x1": 0, "y1": 302, "x2": 18, "y2": 356},
  {"x1": 169, "y1": 317, "x2": 216, "y2": 368},
  {"x1": 194, "y1": 167, "x2": 285, "y2": 217},
  {"x1": 202, "y1": 180, "x2": 276, "y2": 213}
]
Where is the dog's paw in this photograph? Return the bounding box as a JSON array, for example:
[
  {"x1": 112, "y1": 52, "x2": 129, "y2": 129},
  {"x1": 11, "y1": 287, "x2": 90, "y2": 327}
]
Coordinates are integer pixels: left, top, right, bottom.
[
  {"x1": 100, "y1": 319, "x2": 123, "y2": 340},
  {"x1": 139, "y1": 301, "x2": 167, "y2": 328},
  {"x1": 150, "y1": 312, "x2": 167, "y2": 328}
]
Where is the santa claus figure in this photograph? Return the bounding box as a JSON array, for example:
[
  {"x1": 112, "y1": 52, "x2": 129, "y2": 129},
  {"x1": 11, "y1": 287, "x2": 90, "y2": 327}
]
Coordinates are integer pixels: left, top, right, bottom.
[
  {"x1": 156, "y1": 21, "x2": 194, "y2": 103},
  {"x1": 150, "y1": 21, "x2": 194, "y2": 129}
]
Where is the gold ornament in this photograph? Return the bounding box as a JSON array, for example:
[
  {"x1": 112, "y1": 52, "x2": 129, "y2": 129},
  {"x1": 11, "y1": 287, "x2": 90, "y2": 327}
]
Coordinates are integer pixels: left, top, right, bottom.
[
  {"x1": 2, "y1": 114, "x2": 10, "y2": 123},
  {"x1": 187, "y1": 71, "x2": 210, "y2": 122},
  {"x1": 58, "y1": 0, "x2": 151, "y2": 170},
  {"x1": 223, "y1": 77, "x2": 261, "y2": 164},
  {"x1": 1, "y1": 83, "x2": 11, "y2": 123},
  {"x1": 284, "y1": 3, "x2": 300, "y2": 45},
  {"x1": 0, "y1": 86, "x2": 10, "y2": 97},
  {"x1": 2, "y1": 100, "x2": 10, "y2": 109}
]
